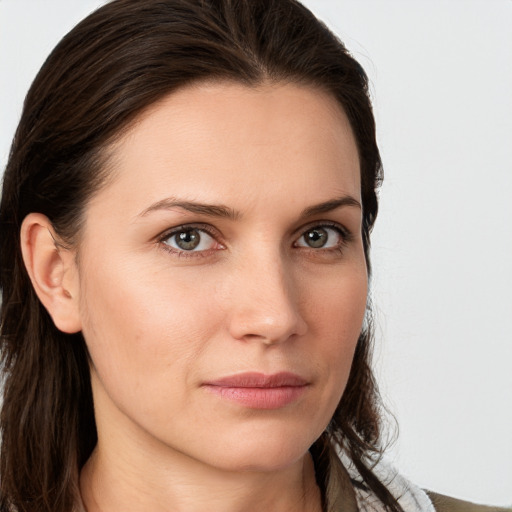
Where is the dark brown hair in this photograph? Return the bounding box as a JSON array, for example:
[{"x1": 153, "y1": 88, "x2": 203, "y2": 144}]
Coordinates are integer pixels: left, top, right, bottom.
[{"x1": 0, "y1": 1, "x2": 393, "y2": 511}]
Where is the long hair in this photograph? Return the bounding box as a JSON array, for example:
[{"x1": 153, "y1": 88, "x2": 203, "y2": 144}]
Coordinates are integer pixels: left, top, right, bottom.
[{"x1": 0, "y1": 1, "x2": 391, "y2": 510}]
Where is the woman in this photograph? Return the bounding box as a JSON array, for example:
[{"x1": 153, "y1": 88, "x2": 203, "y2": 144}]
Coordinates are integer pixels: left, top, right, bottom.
[{"x1": 0, "y1": 1, "x2": 508, "y2": 511}]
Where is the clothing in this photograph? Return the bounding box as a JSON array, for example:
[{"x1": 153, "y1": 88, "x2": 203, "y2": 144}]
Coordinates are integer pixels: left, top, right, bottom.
[
  {"x1": 353, "y1": 472, "x2": 434, "y2": 512},
  {"x1": 342, "y1": 453, "x2": 436, "y2": 512},
  {"x1": 426, "y1": 492, "x2": 512, "y2": 512},
  {"x1": 340, "y1": 452, "x2": 511, "y2": 512}
]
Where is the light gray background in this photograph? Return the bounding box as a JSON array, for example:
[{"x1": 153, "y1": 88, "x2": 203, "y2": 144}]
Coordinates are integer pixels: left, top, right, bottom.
[{"x1": 1, "y1": 0, "x2": 511, "y2": 506}]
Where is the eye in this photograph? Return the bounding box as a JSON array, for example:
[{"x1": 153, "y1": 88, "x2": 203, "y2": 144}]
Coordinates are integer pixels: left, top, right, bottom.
[
  {"x1": 160, "y1": 226, "x2": 220, "y2": 254},
  {"x1": 295, "y1": 225, "x2": 346, "y2": 249}
]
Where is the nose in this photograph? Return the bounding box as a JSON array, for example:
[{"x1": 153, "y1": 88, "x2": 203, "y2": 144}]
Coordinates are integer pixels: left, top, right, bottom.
[{"x1": 225, "y1": 251, "x2": 308, "y2": 345}]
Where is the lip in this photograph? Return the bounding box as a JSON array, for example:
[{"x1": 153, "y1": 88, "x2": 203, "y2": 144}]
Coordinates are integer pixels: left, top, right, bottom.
[{"x1": 202, "y1": 372, "x2": 309, "y2": 410}]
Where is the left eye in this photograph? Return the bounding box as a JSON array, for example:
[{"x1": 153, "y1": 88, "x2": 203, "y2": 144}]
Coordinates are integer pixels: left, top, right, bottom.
[
  {"x1": 162, "y1": 228, "x2": 217, "y2": 252},
  {"x1": 295, "y1": 226, "x2": 344, "y2": 249}
]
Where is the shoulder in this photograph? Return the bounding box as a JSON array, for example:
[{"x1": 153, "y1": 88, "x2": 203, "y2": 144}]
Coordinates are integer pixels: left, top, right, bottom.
[
  {"x1": 426, "y1": 491, "x2": 512, "y2": 512},
  {"x1": 334, "y1": 449, "x2": 510, "y2": 512}
]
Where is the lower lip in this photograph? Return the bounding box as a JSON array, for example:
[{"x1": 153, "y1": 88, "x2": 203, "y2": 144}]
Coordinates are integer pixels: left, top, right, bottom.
[{"x1": 203, "y1": 385, "x2": 308, "y2": 409}]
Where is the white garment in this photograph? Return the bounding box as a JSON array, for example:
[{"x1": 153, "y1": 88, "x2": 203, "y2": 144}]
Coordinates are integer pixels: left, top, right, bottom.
[{"x1": 344, "y1": 454, "x2": 436, "y2": 512}]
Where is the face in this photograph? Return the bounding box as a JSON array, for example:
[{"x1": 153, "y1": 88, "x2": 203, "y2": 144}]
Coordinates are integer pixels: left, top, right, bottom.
[{"x1": 74, "y1": 81, "x2": 367, "y2": 472}]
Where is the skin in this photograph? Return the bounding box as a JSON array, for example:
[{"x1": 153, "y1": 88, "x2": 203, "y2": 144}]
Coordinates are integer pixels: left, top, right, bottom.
[{"x1": 22, "y1": 81, "x2": 367, "y2": 512}]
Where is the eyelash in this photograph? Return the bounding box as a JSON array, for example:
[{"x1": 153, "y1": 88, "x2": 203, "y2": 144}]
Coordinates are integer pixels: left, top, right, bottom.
[
  {"x1": 156, "y1": 221, "x2": 352, "y2": 258},
  {"x1": 157, "y1": 223, "x2": 221, "y2": 259},
  {"x1": 294, "y1": 222, "x2": 352, "y2": 254}
]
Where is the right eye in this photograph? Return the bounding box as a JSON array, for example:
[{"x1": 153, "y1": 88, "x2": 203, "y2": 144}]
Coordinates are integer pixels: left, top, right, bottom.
[{"x1": 160, "y1": 226, "x2": 223, "y2": 255}]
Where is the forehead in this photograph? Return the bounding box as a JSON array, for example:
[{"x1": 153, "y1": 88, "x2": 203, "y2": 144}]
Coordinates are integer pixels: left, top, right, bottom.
[{"x1": 90, "y1": 81, "x2": 361, "y2": 217}]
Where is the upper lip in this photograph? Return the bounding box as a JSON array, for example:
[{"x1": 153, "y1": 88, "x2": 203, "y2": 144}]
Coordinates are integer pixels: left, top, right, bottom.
[{"x1": 203, "y1": 372, "x2": 308, "y2": 388}]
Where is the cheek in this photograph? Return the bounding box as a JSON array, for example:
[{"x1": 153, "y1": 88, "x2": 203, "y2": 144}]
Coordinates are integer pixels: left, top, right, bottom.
[
  {"x1": 77, "y1": 255, "x2": 221, "y2": 394},
  {"x1": 330, "y1": 274, "x2": 366, "y2": 353},
  {"x1": 310, "y1": 264, "x2": 367, "y2": 342},
  {"x1": 302, "y1": 262, "x2": 368, "y2": 403}
]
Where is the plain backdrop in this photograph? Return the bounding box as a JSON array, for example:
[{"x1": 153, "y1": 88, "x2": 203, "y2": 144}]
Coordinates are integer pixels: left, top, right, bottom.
[{"x1": 1, "y1": 0, "x2": 511, "y2": 506}]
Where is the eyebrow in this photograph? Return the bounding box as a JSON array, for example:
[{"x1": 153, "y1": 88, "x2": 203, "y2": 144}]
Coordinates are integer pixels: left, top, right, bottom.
[
  {"x1": 138, "y1": 195, "x2": 361, "y2": 220},
  {"x1": 138, "y1": 198, "x2": 239, "y2": 220},
  {"x1": 299, "y1": 196, "x2": 361, "y2": 218}
]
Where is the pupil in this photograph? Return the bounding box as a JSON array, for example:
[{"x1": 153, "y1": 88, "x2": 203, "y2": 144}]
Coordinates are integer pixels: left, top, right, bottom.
[
  {"x1": 176, "y1": 229, "x2": 200, "y2": 250},
  {"x1": 306, "y1": 228, "x2": 327, "y2": 248}
]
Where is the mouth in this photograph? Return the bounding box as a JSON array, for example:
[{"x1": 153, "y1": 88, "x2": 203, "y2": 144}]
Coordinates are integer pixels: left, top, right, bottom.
[{"x1": 202, "y1": 372, "x2": 309, "y2": 410}]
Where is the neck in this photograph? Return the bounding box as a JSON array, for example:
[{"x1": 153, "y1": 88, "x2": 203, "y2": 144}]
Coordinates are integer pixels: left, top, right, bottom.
[{"x1": 80, "y1": 445, "x2": 322, "y2": 512}]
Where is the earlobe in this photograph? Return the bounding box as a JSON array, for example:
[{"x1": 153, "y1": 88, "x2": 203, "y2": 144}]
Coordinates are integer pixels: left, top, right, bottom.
[{"x1": 20, "y1": 213, "x2": 82, "y2": 334}]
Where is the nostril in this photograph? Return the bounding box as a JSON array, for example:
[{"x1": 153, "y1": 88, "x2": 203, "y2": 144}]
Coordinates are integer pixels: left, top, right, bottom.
[
  {"x1": 224, "y1": 259, "x2": 307, "y2": 343},
  {"x1": 228, "y1": 308, "x2": 307, "y2": 345}
]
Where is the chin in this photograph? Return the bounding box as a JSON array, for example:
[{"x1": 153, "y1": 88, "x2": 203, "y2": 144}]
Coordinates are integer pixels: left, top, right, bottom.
[{"x1": 195, "y1": 424, "x2": 322, "y2": 473}]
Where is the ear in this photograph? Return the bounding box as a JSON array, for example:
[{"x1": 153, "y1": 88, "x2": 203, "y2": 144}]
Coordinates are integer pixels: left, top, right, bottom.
[{"x1": 20, "y1": 213, "x2": 82, "y2": 334}]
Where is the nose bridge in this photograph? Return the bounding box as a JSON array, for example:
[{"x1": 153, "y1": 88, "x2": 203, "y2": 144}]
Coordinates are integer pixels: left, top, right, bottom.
[{"x1": 226, "y1": 245, "x2": 307, "y2": 344}]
